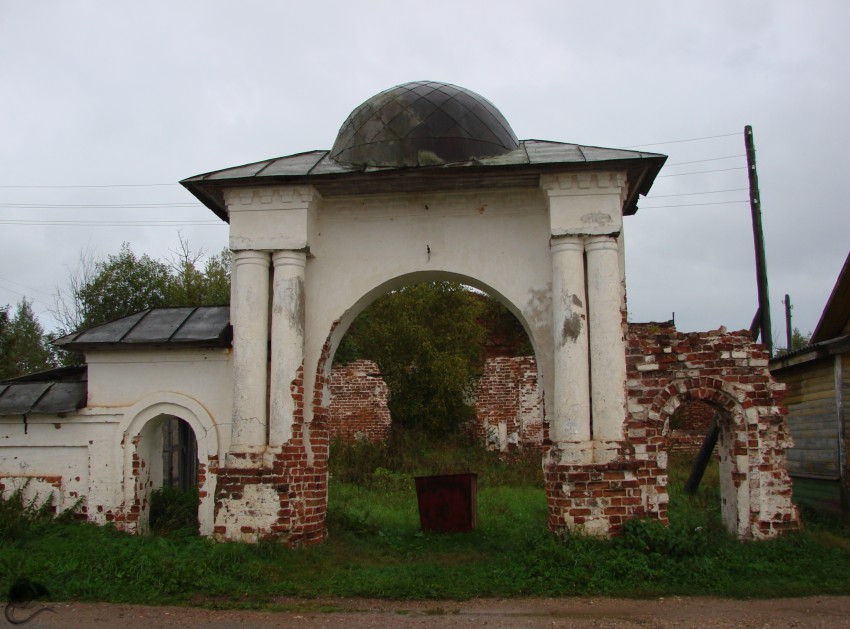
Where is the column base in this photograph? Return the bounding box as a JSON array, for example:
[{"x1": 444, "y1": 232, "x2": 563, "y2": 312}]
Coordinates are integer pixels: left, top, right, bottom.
[
  {"x1": 544, "y1": 443, "x2": 668, "y2": 537},
  {"x1": 213, "y1": 448, "x2": 327, "y2": 545}
]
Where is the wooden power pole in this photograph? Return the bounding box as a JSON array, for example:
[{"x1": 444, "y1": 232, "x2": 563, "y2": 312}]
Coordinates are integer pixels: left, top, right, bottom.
[
  {"x1": 745, "y1": 125, "x2": 773, "y2": 355},
  {"x1": 784, "y1": 294, "x2": 793, "y2": 351}
]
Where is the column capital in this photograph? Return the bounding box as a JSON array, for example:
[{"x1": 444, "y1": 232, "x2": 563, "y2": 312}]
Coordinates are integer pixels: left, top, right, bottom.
[
  {"x1": 585, "y1": 235, "x2": 619, "y2": 253},
  {"x1": 272, "y1": 250, "x2": 307, "y2": 269},
  {"x1": 550, "y1": 235, "x2": 584, "y2": 255},
  {"x1": 232, "y1": 249, "x2": 271, "y2": 267}
]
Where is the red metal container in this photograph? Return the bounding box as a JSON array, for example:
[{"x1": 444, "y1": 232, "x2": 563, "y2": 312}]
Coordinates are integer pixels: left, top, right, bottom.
[{"x1": 413, "y1": 473, "x2": 477, "y2": 532}]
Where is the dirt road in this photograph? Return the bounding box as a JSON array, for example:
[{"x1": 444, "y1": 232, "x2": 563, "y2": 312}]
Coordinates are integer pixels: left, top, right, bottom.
[{"x1": 7, "y1": 596, "x2": 850, "y2": 628}]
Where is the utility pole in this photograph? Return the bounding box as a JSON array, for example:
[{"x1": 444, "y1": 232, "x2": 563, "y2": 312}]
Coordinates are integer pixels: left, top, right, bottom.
[
  {"x1": 745, "y1": 125, "x2": 772, "y2": 355},
  {"x1": 784, "y1": 294, "x2": 793, "y2": 351}
]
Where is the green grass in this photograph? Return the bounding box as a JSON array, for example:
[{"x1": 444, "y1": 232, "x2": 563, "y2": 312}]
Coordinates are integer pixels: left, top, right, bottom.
[{"x1": 2, "y1": 444, "x2": 850, "y2": 606}]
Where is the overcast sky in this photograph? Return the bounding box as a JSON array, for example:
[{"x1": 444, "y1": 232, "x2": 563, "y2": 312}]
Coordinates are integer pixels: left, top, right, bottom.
[{"x1": 1, "y1": 1, "x2": 847, "y2": 345}]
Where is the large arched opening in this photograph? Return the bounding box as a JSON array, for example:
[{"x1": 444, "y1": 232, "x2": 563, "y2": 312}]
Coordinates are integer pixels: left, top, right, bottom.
[{"x1": 316, "y1": 272, "x2": 545, "y2": 538}]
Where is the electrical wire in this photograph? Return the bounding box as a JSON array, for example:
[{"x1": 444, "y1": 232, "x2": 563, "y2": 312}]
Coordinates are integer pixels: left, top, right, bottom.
[
  {"x1": 640, "y1": 200, "x2": 748, "y2": 209},
  {"x1": 656, "y1": 167, "x2": 747, "y2": 178},
  {"x1": 0, "y1": 275, "x2": 54, "y2": 297},
  {"x1": 646, "y1": 187, "x2": 748, "y2": 199},
  {"x1": 0, "y1": 219, "x2": 223, "y2": 226},
  {"x1": 620, "y1": 132, "x2": 740, "y2": 149},
  {"x1": 0, "y1": 203, "x2": 202, "y2": 209},
  {"x1": 0, "y1": 183, "x2": 178, "y2": 189},
  {"x1": 665, "y1": 154, "x2": 745, "y2": 166}
]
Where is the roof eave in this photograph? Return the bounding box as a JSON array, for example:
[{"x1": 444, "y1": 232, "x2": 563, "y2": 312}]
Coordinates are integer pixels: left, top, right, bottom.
[{"x1": 182, "y1": 152, "x2": 667, "y2": 221}]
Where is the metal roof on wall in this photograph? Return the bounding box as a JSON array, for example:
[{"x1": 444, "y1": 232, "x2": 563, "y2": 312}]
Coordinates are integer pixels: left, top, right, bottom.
[
  {"x1": 52, "y1": 306, "x2": 232, "y2": 351},
  {"x1": 0, "y1": 366, "x2": 87, "y2": 416},
  {"x1": 182, "y1": 139, "x2": 667, "y2": 222}
]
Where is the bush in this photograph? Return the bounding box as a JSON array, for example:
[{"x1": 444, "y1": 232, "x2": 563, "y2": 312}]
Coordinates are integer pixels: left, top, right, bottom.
[
  {"x1": 619, "y1": 517, "x2": 710, "y2": 558},
  {"x1": 0, "y1": 482, "x2": 79, "y2": 542},
  {"x1": 148, "y1": 487, "x2": 199, "y2": 537}
]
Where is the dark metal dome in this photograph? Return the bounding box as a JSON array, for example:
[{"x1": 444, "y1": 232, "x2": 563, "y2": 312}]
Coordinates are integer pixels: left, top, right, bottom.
[{"x1": 329, "y1": 81, "x2": 519, "y2": 168}]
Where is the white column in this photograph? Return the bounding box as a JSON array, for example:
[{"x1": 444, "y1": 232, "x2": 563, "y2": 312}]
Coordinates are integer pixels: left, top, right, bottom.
[
  {"x1": 586, "y1": 236, "x2": 627, "y2": 444},
  {"x1": 550, "y1": 237, "x2": 591, "y2": 446},
  {"x1": 230, "y1": 250, "x2": 270, "y2": 451},
  {"x1": 269, "y1": 250, "x2": 307, "y2": 447}
]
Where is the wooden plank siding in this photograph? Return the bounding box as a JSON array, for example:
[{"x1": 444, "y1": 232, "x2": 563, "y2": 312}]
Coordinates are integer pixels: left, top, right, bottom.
[{"x1": 776, "y1": 358, "x2": 839, "y2": 479}]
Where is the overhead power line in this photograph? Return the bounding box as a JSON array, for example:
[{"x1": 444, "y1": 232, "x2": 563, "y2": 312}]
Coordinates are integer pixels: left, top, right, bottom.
[
  {"x1": 0, "y1": 202, "x2": 202, "y2": 209},
  {"x1": 656, "y1": 167, "x2": 747, "y2": 178},
  {"x1": 0, "y1": 183, "x2": 178, "y2": 189},
  {"x1": 647, "y1": 187, "x2": 748, "y2": 199},
  {"x1": 621, "y1": 132, "x2": 740, "y2": 149},
  {"x1": 0, "y1": 275, "x2": 54, "y2": 297},
  {"x1": 640, "y1": 200, "x2": 748, "y2": 209},
  {"x1": 665, "y1": 154, "x2": 745, "y2": 166},
  {"x1": 0, "y1": 219, "x2": 223, "y2": 227}
]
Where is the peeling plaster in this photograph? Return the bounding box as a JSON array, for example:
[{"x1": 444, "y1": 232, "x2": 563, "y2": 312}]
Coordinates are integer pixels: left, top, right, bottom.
[
  {"x1": 561, "y1": 313, "x2": 582, "y2": 344},
  {"x1": 580, "y1": 212, "x2": 613, "y2": 227}
]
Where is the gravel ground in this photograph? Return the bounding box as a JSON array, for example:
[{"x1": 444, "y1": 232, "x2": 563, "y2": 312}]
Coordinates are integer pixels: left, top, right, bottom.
[{"x1": 7, "y1": 596, "x2": 850, "y2": 628}]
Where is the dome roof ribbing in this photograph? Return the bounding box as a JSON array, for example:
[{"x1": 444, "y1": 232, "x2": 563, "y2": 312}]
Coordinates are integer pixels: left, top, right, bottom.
[{"x1": 329, "y1": 81, "x2": 519, "y2": 168}]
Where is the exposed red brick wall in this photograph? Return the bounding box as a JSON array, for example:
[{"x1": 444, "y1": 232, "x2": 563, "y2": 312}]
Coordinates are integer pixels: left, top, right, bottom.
[
  {"x1": 214, "y1": 358, "x2": 329, "y2": 546},
  {"x1": 210, "y1": 319, "x2": 798, "y2": 544},
  {"x1": 623, "y1": 321, "x2": 799, "y2": 537},
  {"x1": 469, "y1": 356, "x2": 542, "y2": 450},
  {"x1": 328, "y1": 360, "x2": 391, "y2": 442},
  {"x1": 667, "y1": 399, "x2": 718, "y2": 453}
]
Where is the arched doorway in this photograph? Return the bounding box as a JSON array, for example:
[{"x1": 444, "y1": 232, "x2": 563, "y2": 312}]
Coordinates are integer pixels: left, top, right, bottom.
[
  {"x1": 323, "y1": 278, "x2": 543, "y2": 538},
  {"x1": 126, "y1": 414, "x2": 200, "y2": 535},
  {"x1": 656, "y1": 383, "x2": 752, "y2": 537},
  {"x1": 121, "y1": 395, "x2": 219, "y2": 537}
]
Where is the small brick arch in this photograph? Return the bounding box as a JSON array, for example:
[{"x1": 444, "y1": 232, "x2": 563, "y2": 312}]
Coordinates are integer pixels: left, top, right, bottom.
[
  {"x1": 649, "y1": 377, "x2": 744, "y2": 433},
  {"x1": 649, "y1": 378, "x2": 754, "y2": 537}
]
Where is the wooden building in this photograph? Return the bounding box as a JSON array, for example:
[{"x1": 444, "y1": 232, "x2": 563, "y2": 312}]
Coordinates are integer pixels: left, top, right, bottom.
[{"x1": 771, "y1": 252, "x2": 850, "y2": 519}]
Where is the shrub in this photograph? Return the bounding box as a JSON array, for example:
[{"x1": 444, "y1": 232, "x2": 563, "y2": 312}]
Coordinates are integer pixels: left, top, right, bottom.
[{"x1": 148, "y1": 487, "x2": 199, "y2": 537}]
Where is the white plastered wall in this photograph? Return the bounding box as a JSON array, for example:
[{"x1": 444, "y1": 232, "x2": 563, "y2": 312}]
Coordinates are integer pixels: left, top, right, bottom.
[
  {"x1": 0, "y1": 348, "x2": 231, "y2": 533},
  {"x1": 224, "y1": 171, "x2": 630, "y2": 455}
]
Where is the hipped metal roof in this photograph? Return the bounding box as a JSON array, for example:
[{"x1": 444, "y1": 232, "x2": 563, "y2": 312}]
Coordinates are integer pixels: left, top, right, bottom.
[
  {"x1": 0, "y1": 366, "x2": 87, "y2": 416},
  {"x1": 52, "y1": 306, "x2": 232, "y2": 351},
  {"x1": 182, "y1": 140, "x2": 667, "y2": 222},
  {"x1": 0, "y1": 307, "x2": 231, "y2": 417}
]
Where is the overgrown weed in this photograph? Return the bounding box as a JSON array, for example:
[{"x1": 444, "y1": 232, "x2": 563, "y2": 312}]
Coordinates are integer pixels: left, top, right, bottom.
[{"x1": 1, "y1": 444, "x2": 850, "y2": 604}]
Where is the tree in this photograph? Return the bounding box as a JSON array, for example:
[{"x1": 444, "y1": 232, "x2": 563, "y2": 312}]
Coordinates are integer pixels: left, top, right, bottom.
[
  {"x1": 775, "y1": 327, "x2": 812, "y2": 356},
  {"x1": 0, "y1": 299, "x2": 54, "y2": 380},
  {"x1": 167, "y1": 237, "x2": 230, "y2": 307},
  {"x1": 790, "y1": 327, "x2": 811, "y2": 351},
  {"x1": 52, "y1": 240, "x2": 231, "y2": 336},
  {"x1": 336, "y1": 282, "x2": 489, "y2": 436},
  {"x1": 76, "y1": 243, "x2": 172, "y2": 330}
]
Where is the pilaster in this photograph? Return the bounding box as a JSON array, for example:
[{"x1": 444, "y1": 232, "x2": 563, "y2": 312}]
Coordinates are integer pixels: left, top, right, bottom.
[
  {"x1": 269, "y1": 250, "x2": 307, "y2": 447},
  {"x1": 549, "y1": 236, "x2": 591, "y2": 460},
  {"x1": 230, "y1": 250, "x2": 270, "y2": 453},
  {"x1": 586, "y1": 235, "x2": 627, "y2": 457}
]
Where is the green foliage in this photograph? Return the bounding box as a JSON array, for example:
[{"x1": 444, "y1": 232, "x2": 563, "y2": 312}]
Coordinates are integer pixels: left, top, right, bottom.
[
  {"x1": 149, "y1": 487, "x2": 199, "y2": 537},
  {"x1": 329, "y1": 430, "x2": 542, "y2": 488},
  {"x1": 335, "y1": 282, "x2": 489, "y2": 436},
  {"x1": 0, "y1": 482, "x2": 80, "y2": 542},
  {"x1": 78, "y1": 243, "x2": 172, "y2": 330},
  {"x1": 776, "y1": 327, "x2": 813, "y2": 355},
  {"x1": 0, "y1": 299, "x2": 54, "y2": 380},
  {"x1": 791, "y1": 327, "x2": 811, "y2": 351},
  {"x1": 166, "y1": 241, "x2": 231, "y2": 308},
  {"x1": 619, "y1": 517, "x2": 711, "y2": 558},
  {"x1": 50, "y1": 240, "x2": 231, "y2": 366},
  {"x1": 3, "y1": 449, "x2": 850, "y2": 604}
]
